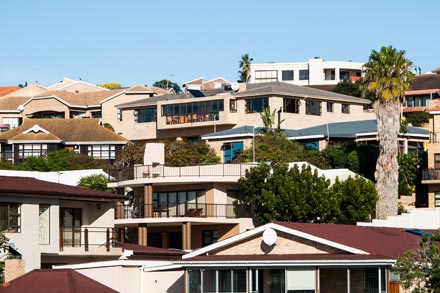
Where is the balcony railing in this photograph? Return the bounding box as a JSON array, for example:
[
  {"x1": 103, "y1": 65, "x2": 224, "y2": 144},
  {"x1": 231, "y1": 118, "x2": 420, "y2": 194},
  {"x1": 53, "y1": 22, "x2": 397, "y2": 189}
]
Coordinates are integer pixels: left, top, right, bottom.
[
  {"x1": 59, "y1": 226, "x2": 122, "y2": 252},
  {"x1": 422, "y1": 169, "x2": 440, "y2": 180},
  {"x1": 115, "y1": 203, "x2": 252, "y2": 220}
]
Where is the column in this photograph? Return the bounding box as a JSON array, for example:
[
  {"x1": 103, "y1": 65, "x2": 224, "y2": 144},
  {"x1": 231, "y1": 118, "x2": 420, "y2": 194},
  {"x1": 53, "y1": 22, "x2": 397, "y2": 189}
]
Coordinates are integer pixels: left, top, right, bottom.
[
  {"x1": 144, "y1": 184, "x2": 153, "y2": 218},
  {"x1": 182, "y1": 222, "x2": 192, "y2": 250},
  {"x1": 137, "y1": 224, "x2": 148, "y2": 246}
]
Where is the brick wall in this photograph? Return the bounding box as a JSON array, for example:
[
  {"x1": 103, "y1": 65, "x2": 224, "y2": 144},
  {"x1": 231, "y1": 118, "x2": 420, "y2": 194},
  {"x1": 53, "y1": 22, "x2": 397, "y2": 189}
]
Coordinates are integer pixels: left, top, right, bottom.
[{"x1": 4, "y1": 258, "x2": 25, "y2": 282}]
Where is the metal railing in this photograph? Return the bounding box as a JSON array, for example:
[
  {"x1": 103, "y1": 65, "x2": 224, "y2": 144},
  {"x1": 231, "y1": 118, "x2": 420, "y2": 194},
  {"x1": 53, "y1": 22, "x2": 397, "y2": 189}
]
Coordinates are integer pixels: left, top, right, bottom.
[
  {"x1": 422, "y1": 169, "x2": 440, "y2": 180},
  {"x1": 59, "y1": 226, "x2": 122, "y2": 252},
  {"x1": 115, "y1": 203, "x2": 252, "y2": 220}
]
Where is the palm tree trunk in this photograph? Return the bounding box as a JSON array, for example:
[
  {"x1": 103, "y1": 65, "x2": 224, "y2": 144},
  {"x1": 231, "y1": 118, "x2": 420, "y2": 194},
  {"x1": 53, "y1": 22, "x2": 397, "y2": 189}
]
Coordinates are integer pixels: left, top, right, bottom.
[{"x1": 375, "y1": 100, "x2": 400, "y2": 219}]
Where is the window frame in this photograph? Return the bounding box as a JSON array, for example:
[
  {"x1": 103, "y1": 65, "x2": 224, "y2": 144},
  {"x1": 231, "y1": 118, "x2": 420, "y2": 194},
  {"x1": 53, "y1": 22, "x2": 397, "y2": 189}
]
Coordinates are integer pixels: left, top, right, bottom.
[
  {"x1": 342, "y1": 103, "x2": 350, "y2": 114},
  {"x1": 87, "y1": 144, "x2": 116, "y2": 160},
  {"x1": 0, "y1": 202, "x2": 21, "y2": 233},
  {"x1": 305, "y1": 100, "x2": 321, "y2": 116},
  {"x1": 202, "y1": 230, "x2": 218, "y2": 246},
  {"x1": 282, "y1": 70, "x2": 294, "y2": 81},
  {"x1": 327, "y1": 102, "x2": 334, "y2": 113},
  {"x1": 245, "y1": 98, "x2": 269, "y2": 114},
  {"x1": 299, "y1": 69, "x2": 309, "y2": 81}
]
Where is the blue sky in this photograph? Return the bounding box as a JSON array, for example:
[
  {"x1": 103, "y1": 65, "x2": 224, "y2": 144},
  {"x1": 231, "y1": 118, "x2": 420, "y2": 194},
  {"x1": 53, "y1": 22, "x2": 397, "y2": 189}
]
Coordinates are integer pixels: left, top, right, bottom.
[{"x1": 1, "y1": 1, "x2": 438, "y2": 87}]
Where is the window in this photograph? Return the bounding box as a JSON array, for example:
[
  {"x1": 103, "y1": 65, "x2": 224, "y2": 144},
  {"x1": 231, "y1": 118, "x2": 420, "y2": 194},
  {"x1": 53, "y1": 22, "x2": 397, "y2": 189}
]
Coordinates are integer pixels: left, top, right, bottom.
[
  {"x1": 152, "y1": 190, "x2": 205, "y2": 217},
  {"x1": 435, "y1": 154, "x2": 440, "y2": 169},
  {"x1": 435, "y1": 192, "x2": 440, "y2": 207},
  {"x1": 245, "y1": 98, "x2": 269, "y2": 113},
  {"x1": 87, "y1": 145, "x2": 116, "y2": 160},
  {"x1": 340, "y1": 71, "x2": 350, "y2": 80},
  {"x1": 18, "y1": 144, "x2": 47, "y2": 159},
  {"x1": 39, "y1": 204, "x2": 50, "y2": 244},
  {"x1": 255, "y1": 70, "x2": 278, "y2": 83},
  {"x1": 229, "y1": 99, "x2": 237, "y2": 112},
  {"x1": 324, "y1": 69, "x2": 335, "y2": 80},
  {"x1": 299, "y1": 69, "x2": 309, "y2": 80},
  {"x1": 202, "y1": 230, "x2": 218, "y2": 246},
  {"x1": 327, "y1": 102, "x2": 334, "y2": 112},
  {"x1": 223, "y1": 141, "x2": 243, "y2": 163},
  {"x1": 405, "y1": 95, "x2": 428, "y2": 107},
  {"x1": 283, "y1": 98, "x2": 300, "y2": 114},
  {"x1": 2, "y1": 117, "x2": 22, "y2": 129},
  {"x1": 282, "y1": 70, "x2": 294, "y2": 81},
  {"x1": 135, "y1": 108, "x2": 156, "y2": 123},
  {"x1": 117, "y1": 108, "x2": 122, "y2": 121},
  {"x1": 305, "y1": 100, "x2": 321, "y2": 115},
  {"x1": 0, "y1": 203, "x2": 21, "y2": 232},
  {"x1": 342, "y1": 103, "x2": 350, "y2": 114}
]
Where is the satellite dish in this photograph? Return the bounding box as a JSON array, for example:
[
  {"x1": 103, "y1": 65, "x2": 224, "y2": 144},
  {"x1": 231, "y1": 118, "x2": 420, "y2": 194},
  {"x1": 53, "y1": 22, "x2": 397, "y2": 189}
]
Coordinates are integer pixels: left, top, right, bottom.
[
  {"x1": 262, "y1": 228, "x2": 277, "y2": 246},
  {"x1": 231, "y1": 82, "x2": 240, "y2": 92},
  {"x1": 17, "y1": 104, "x2": 24, "y2": 112}
]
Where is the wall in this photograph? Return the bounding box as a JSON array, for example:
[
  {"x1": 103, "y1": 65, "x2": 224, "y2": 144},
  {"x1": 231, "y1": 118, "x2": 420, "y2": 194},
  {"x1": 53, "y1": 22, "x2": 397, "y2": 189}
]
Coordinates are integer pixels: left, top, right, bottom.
[{"x1": 23, "y1": 98, "x2": 69, "y2": 117}]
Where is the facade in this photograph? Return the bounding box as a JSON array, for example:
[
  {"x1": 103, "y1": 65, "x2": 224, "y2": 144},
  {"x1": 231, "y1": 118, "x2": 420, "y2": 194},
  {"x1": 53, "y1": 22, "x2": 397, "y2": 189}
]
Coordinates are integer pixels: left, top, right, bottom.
[
  {"x1": 249, "y1": 58, "x2": 363, "y2": 86},
  {"x1": 0, "y1": 118, "x2": 127, "y2": 164},
  {"x1": 0, "y1": 176, "x2": 125, "y2": 274},
  {"x1": 182, "y1": 77, "x2": 231, "y2": 92}
]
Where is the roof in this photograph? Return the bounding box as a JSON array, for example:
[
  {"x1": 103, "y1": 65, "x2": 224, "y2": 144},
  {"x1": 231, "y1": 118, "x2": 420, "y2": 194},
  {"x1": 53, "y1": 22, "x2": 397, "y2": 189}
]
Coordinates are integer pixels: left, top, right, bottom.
[
  {"x1": 26, "y1": 90, "x2": 124, "y2": 107},
  {"x1": 0, "y1": 118, "x2": 127, "y2": 143},
  {"x1": 0, "y1": 96, "x2": 32, "y2": 111},
  {"x1": 202, "y1": 120, "x2": 429, "y2": 141},
  {"x1": 410, "y1": 73, "x2": 440, "y2": 91},
  {"x1": 115, "y1": 93, "x2": 193, "y2": 109},
  {"x1": 237, "y1": 81, "x2": 371, "y2": 104},
  {"x1": 0, "y1": 86, "x2": 20, "y2": 97},
  {"x1": 2, "y1": 83, "x2": 48, "y2": 98},
  {"x1": 1, "y1": 269, "x2": 118, "y2": 293},
  {"x1": 0, "y1": 176, "x2": 125, "y2": 200}
]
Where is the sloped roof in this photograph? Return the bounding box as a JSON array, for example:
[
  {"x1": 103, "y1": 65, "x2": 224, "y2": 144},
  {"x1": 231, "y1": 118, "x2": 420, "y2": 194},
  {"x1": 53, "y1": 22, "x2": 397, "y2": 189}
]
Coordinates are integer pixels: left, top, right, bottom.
[
  {"x1": 0, "y1": 118, "x2": 127, "y2": 143},
  {"x1": 237, "y1": 81, "x2": 371, "y2": 104},
  {"x1": 410, "y1": 73, "x2": 440, "y2": 90},
  {"x1": 2, "y1": 83, "x2": 48, "y2": 98},
  {"x1": 125, "y1": 85, "x2": 154, "y2": 92},
  {"x1": 0, "y1": 96, "x2": 32, "y2": 111},
  {"x1": 29, "y1": 90, "x2": 124, "y2": 107},
  {"x1": 0, "y1": 176, "x2": 124, "y2": 201},
  {"x1": 0, "y1": 86, "x2": 20, "y2": 97},
  {"x1": 115, "y1": 93, "x2": 192, "y2": 109},
  {"x1": 151, "y1": 87, "x2": 171, "y2": 95},
  {"x1": 1, "y1": 269, "x2": 118, "y2": 293}
]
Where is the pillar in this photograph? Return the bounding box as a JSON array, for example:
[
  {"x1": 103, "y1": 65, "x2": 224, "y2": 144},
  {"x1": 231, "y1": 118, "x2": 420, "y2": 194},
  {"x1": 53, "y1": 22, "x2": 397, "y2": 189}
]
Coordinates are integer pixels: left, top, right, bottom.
[
  {"x1": 182, "y1": 222, "x2": 192, "y2": 250},
  {"x1": 137, "y1": 224, "x2": 148, "y2": 246},
  {"x1": 144, "y1": 184, "x2": 153, "y2": 218}
]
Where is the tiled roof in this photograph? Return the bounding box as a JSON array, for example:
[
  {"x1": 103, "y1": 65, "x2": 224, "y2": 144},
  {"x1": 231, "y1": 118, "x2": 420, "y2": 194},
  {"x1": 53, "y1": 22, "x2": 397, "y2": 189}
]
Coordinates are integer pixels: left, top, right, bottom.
[
  {"x1": 274, "y1": 222, "x2": 422, "y2": 259},
  {"x1": 0, "y1": 86, "x2": 20, "y2": 97},
  {"x1": 237, "y1": 82, "x2": 371, "y2": 104},
  {"x1": 32, "y1": 90, "x2": 124, "y2": 106},
  {"x1": 0, "y1": 96, "x2": 31, "y2": 110},
  {"x1": 0, "y1": 118, "x2": 127, "y2": 143},
  {"x1": 0, "y1": 176, "x2": 124, "y2": 200},
  {"x1": 1, "y1": 269, "x2": 118, "y2": 293},
  {"x1": 3, "y1": 83, "x2": 48, "y2": 98},
  {"x1": 115, "y1": 93, "x2": 192, "y2": 108},
  {"x1": 410, "y1": 73, "x2": 440, "y2": 90}
]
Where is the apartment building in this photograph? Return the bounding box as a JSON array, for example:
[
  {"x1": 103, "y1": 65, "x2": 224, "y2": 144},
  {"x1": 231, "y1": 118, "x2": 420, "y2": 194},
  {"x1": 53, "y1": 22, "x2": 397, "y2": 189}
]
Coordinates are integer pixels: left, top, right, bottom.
[{"x1": 249, "y1": 57, "x2": 363, "y2": 87}]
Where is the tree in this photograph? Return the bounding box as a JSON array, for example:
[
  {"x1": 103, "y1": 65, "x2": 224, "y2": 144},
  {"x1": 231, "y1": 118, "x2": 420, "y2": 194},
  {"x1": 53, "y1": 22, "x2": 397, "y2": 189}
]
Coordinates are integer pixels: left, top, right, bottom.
[
  {"x1": 165, "y1": 140, "x2": 220, "y2": 166},
  {"x1": 0, "y1": 230, "x2": 9, "y2": 283},
  {"x1": 362, "y1": 45, "x2": 414, "y2": 219},
  {"x1": 332, "y1": 79, "x2": 362, "y2": 97},
  {"x1": 398, "y1": 153, "x2": 420, "y2": 196},
  {"x1": 78, "y1": 174, "x2": 115, "y2": 193},
  {"x1": 238, "y1": 53, "x2": 253, "y2": 83},
  {"x1": 153, "y1": 80, "x2": 182, "y2": 94},
  {"x1": 97, "y1": 82, "x2": 121, "y2": 89},
  {"x1": 394, "y1": 233, "x2": 440, "y2": 292},
  {"x1": 114, "y1": 143, "x2": 145, "y2": 168},
  {"x1": 405, "y1": 111, "x2": 430, "y2": 127},
  {"x1": 238, "y1": 163, "x2": 377, "y2": 224}
]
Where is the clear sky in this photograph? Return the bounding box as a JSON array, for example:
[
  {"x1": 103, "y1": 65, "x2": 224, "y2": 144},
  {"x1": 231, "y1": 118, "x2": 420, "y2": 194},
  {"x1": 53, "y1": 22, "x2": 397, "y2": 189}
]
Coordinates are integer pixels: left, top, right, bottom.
[{"x1": 1, "y1": 1, "x2": 438, "y2": 88}]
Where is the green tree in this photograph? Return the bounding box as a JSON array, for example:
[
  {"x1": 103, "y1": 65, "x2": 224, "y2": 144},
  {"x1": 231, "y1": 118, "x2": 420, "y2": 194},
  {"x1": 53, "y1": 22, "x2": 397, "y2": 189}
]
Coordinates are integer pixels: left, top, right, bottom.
[
  {"x1": 78, "y1": 174, "x2": 115, "y2": 193},
  {"x1": 102, "y1": 122, "x2": 114, "y2": 132},
  {"x1": 0, "y1": 161, "x2": 15, "y2": 170},
  {"x1": 165, "y1": 140, "x2": 220, "y2": 166},
  {"x1": 332, "y1": 79, "x2": 362, "y2": 97},
  {"x1": 398, "y1": 153, "x2": 420, "y2": 196},
  {"x1": 114, "y1": 143, "x2": 145, "y2": 168},
  {"x1": 16, "y1": 156, "x2": 49, "y2": 171},
  {"x1": 362, "y1": 45, "x2": 414, "y2": 219},
  {"x1": 394, "y1": 233, "x2": 440, "y2": 292},
  {"x1": 0, "y1": 230, "x2": 9, "y2": 283},
  {"x1": 97, "y1": 82, "x2": 122, "y2": 89},
  {"x1": 153, "y1": 79, "x2": 182, "y2": 94},
  {"x1": 238, "y1": 53, "x2": 253, "y2": 83},
  {"x1": 405, "y1": 111, "x2": 430, "y2": 127}
]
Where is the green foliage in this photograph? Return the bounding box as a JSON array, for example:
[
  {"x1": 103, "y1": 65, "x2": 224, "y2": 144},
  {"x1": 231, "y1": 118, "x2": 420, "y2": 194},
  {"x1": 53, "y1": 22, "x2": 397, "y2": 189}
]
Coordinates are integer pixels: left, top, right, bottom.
[
  {"x1": 331, "y1": 176, "x2": 378, "y2": 223},
  {"x1": 260, "y1": 107, "x2": 284, "y2": 133},
  {"x1": 97, "y1": 82, "x2": 121, "y2": 89},
  {"x1": 405, "y1": 111, "x2": 430, "y2": 127},
  {"x1": 332, "y1": 79, "x2": 362, "y2": 97},
  {"x1": 238, "y1": 53, "x2": 253, "y2": 83},
  {"x1": 78, "y1": 174, "x2": 115, "y2": 193},
  {"x1": 394, "y1": 233, "x2": 440, "y2": 292},
  {"x1": 239, "y1": 163, "x2": 377, "y2": 224},
  {"x1": 0, "y1": 161, "x2": 16, "y2": 170},
  {"x1": 114, "y1": 143, "x2": 145, "y2": 168},
  {"x1": 165, "y1": 140, "x2": 220, "y2": 166},
  {"x1": 0, "y1": 229, "x2": 9, "y2": 283},
  {"x1": 398, "y1": 153, "x2": 420, "y2": 196},
  {"x1": 103, "y1": 123, "x2": 114, "y2": 132},
  {"x1": 153, "y1": 80, "x2": 182, "y2": 94},
  {"x1": 16, "y1": 156, "x2": 49, "y2": 171}
]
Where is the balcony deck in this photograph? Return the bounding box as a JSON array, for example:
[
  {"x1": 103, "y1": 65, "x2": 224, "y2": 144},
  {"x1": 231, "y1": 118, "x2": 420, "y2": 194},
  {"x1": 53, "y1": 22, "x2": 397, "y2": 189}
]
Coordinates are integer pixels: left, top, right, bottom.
[{"x1": 422, "y1": 169, "x2": 440, "y2": 184}]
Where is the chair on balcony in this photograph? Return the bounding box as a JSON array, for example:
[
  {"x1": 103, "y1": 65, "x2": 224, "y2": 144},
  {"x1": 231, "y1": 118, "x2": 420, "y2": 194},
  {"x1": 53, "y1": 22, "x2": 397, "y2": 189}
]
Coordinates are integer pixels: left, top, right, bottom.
[{"x1": 184, "y1": 208, "x2": 196, "y2": 217}]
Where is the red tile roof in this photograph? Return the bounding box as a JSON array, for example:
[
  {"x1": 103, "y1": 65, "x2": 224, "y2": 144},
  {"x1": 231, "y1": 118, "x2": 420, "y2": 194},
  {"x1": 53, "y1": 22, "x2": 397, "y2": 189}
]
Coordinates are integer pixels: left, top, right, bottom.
[
  {"x1": 0, "y1": 269, "x2": 117, "y2": 293},
  {"x1": 0, "y1": 176, "x2": 125, "y2": 201},
  {"x1": 0, "y1": 86, "x2": 20, "y2": 97},
  {"x1": 274, "y1": 221, "x2": 422, "y2": 259}
]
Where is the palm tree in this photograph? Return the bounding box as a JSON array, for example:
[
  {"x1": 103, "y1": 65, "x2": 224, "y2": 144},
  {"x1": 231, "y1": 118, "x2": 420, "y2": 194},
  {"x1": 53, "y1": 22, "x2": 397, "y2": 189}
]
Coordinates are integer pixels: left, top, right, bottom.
[
  {"x1": 260, "y1": 107, "x2": 285, "y2": 133},
  {"x1": 238, "y1": 53, "x2": 253, "y2": 83},
  {"x1": 362, "y1": 45, "x2": 413, "y2": 219}
]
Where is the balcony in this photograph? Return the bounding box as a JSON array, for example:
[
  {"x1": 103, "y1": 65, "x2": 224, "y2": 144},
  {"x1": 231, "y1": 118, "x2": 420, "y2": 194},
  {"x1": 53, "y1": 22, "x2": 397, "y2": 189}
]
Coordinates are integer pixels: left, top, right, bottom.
[
  {"x1": 422, "y1": 169, "x2": 440, "y2": 183},
  {"x1": 115, "y1": 203, "x2": 252, "y2": 220},
  {"x1": 59, "y1": 226, "x2": 122, "y2": 254}
]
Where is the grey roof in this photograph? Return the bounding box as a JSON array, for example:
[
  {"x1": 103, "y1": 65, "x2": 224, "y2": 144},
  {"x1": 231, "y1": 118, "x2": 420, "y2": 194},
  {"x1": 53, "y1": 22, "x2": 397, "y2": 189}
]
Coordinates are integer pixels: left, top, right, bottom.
[
  {"x1": 237, "y1": 81, "x2": 371, "y2": 104},
  {"x1": 202, "y1": 120, "x2": 429, "y2": 140},
  {"x1": 115, "y1": 93, "x2": 193, "y2": 108}
]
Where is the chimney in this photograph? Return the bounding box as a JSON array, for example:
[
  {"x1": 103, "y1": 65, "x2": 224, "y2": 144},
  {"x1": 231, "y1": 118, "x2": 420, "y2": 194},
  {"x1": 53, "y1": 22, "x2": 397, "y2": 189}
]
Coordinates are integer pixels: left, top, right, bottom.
[{"x1": 4, "y1": 257, "x2": 25, "y2": 282}]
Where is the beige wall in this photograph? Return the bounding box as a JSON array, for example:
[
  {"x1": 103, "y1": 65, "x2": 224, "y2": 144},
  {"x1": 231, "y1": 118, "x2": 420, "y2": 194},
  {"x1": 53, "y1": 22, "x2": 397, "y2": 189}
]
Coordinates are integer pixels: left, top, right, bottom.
[{"x1": 24, "y1": 98, "x2": 70, "y2": 117}]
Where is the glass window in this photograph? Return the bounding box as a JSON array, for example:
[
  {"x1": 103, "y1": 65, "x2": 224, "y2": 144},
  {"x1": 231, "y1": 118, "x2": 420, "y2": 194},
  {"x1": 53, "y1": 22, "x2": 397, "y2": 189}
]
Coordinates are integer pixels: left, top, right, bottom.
[
  {"x1": 305, "y1": 100, "x2": 321, "y2": 116},
  {"x1": 135, "y1": 108, "x2": 156, "y2": 123},
  {"x1": 230, "y1": 100, "x2": 237, "y2": 112},
  {"x1": 117, "y1": 108, "x2": 122, "y2": 121},
  {"x1": 188, "y1": 270, "x2": 201, "y2": 293},
  {"x1": 435, "y1": 192, "x2": 440, "y2": 207},
  {"x1": 39, "y1": 204, "x2": 50, "y2": 244},
  {"x1": 2, "y1": 117, "x2": 21, "y2": 129},
  {"x1": 434, "y1": 154, "x2": 440, "y2": 169},
  {"x1": 18, "y1": 144, "x2": 47, "y2": 159},
  {"x1": 342, "y1": 104, "x2": 350, "y2": 114},
  {"x1": 327, "y1": 102, "x2": 334, "y2": 112},
  {"x1": 283, "y1": 98, "x2": 300, "y2": 114},
  {"x1": 282, "y1": 70, "x2": 294, "y2": 81},
  {"x1": 255, "y1": 70, "x2": 278, "y2": 83},
  {"x1": 245, "y1": 98, "x2": 269, "y2": 113},
  {"x1": 286, "y1": 269, "x2": 316, "y2": 292},
  {"x1": 202, "y1": 230, "x2": 218, "y2": 246},
  {"x1": 299, "y1": 70, "x2": 309, "y2": 80},
  {"x1": 87, "y1": 145, "x2": 116, "y2": 160},
  {"x1": 340, "y1": 71, "x2": 350, "y2": 80},
  {"x1": 0, "y1": 203, "x2": 21, "y2": 232}
]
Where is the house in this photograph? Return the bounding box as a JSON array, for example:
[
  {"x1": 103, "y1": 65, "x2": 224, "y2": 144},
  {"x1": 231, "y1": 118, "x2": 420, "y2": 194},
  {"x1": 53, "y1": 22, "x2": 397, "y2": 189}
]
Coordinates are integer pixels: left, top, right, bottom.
[
  {"x1": 0, "y1": 176, "x2": 126, "y2": 275},
  {"x1": 0, "y1": 118, "x2": 127, "y2": 164},
  {"x1": 182, "y1": 77, "x2": 231, "y2": 93},
  {"x1": 1, "y1": 269, "x2": 118, "y2": 292},
  {"x1": 46, "y1": 77, "x2": 109, "y2": 93},
  {"x1": 0, "y1": 86, "x2": 20, "y2": 98},
  {"x1": 249, "y1": 57, "x2": 363, "y2": 87}
]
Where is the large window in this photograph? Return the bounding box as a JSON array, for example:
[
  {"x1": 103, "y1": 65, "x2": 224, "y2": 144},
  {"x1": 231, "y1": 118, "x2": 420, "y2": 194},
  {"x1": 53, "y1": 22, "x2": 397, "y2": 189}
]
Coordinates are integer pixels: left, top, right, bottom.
[
  {"x1": 282, "y1": 70, "x2": 294, "y2": 81},
  {"x1": 162, "y1": 100, "x2": 224, "y2": 124},
  {"x1": 87, "y1": 145, "x2": 116, "y2": 160},
  {"x1": 255, "y1": 70, "x2": 278, "y2": 83},
  {"x1": 245, "y1": 98, "x2": 269, "y2": 113},
  {"x1": 223, "y1": 141, "x2": 243, "y2": 163},
  {"x1": 0, "y1": 203, "x2": 21, "y2": 232},
  {"x1": 283, "y1": 98, "x2": 300, "y2": 114},
  {"x1": 18, "y1": 144, "x2": 47, "y2": 159},
  {"x1": 305, "y1": 100, "x2": 321, "y2": 116},
  {"x1": 152, "y1": 190, "x2": 205, "y2": 217},
  {"x1": 299, "y1": 69, "x2": 309, "y2": 80},
  {"x1": 135, "y1": 108, "x2": 156, "y2": 123}
]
